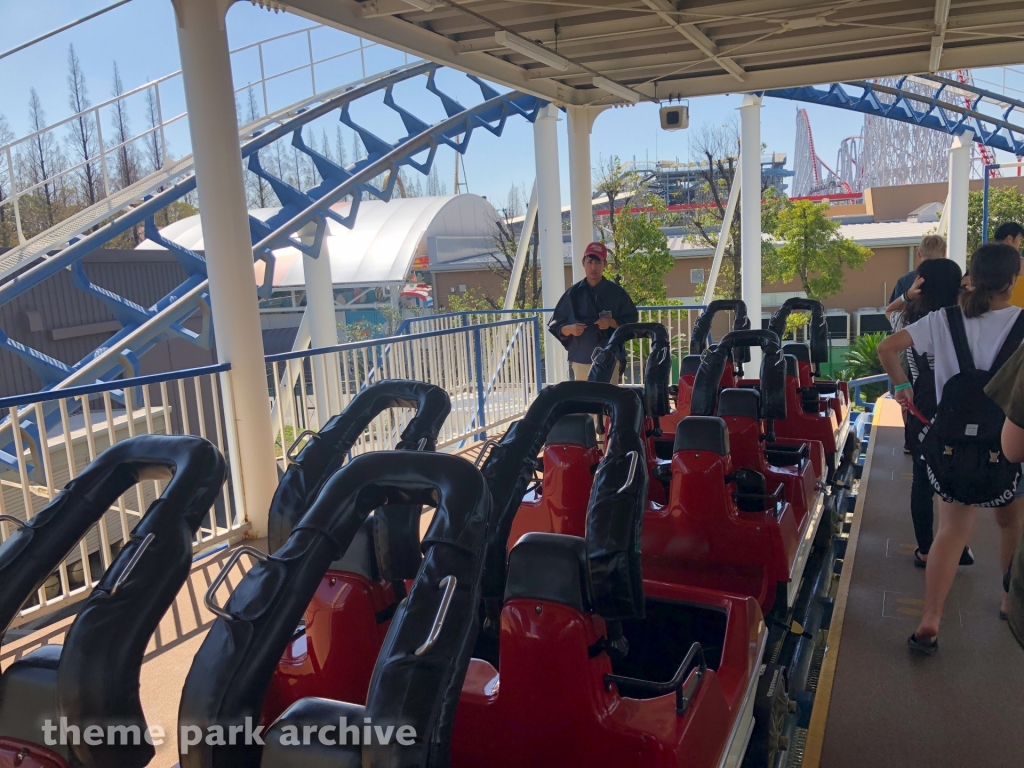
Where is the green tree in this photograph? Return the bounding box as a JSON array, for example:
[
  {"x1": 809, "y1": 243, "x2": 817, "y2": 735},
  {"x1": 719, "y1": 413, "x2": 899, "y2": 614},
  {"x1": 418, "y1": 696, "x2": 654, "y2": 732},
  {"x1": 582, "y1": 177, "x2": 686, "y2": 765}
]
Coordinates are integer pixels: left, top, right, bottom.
[
  {"x1": 607, "y1": 191, "x2": 674, "y2": 304},
  {"x1": 763, "y1": 199, "x2": 870, "y2": 299},
  {"x1": 967, "y1": 186, "x2": 1024, "y2": 253},
  {"x1": 594, "y1": 155, "x2": 642, "y2": 242}
]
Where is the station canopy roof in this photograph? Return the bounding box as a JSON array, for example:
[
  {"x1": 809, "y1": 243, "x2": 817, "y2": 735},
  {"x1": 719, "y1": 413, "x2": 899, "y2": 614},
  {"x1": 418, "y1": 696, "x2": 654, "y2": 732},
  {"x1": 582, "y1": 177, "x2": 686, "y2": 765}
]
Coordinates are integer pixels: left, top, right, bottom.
[
  {"x1": 285, "y1": 0, "x2": 1024, "y2": 104},
  {"x1": 137, "y1": 194, "x2": 502, "y2": 288}
]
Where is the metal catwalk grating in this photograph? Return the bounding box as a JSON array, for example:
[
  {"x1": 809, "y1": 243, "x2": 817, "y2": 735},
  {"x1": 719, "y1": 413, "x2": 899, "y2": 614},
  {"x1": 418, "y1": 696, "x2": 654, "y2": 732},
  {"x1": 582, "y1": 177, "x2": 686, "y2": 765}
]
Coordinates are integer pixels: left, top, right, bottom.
[
  {"x1": 805, "y1": 643, "x2": 828, "y2": 693},
  {"x1": 787, "y1": 728, "x2": 808, "y2": 768}
]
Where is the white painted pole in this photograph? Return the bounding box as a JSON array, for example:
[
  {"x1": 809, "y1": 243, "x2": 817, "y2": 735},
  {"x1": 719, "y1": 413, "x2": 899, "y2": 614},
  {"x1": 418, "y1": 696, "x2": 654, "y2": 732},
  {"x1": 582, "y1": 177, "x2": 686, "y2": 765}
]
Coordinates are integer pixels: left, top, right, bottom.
[
  {"x1": 702, "y1": 160, "x2": 741, "y2": 304},
  {"x1": 301, "y1": 221, "x2": 341, "y2": 424},
  {"x1": 534, "y1": 104, "x2": 567, "y2": 384},
  {"x1": 947, "y1": 130, "x2": 974, "y2": 272},
  {"x1": 568, "y1": 106, "x2": 604, "y2": 284},
  {"x1": 739, "y1": 94, "x2": 763, "y2": 371},
  {"x1": 504, "y1": 181, "x2": 538, "y2": 310},
  {"x1": 173, "y1": 0, "x2": 278, "y2": 533}
]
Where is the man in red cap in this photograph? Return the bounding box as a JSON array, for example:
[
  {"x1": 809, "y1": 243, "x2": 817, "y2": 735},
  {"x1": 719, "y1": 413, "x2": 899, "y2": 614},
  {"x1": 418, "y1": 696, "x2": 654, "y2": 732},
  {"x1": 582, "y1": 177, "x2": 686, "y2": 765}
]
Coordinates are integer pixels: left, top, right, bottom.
[{"x1": 548, "y1": 241, "x2": 638, "y2": 382}]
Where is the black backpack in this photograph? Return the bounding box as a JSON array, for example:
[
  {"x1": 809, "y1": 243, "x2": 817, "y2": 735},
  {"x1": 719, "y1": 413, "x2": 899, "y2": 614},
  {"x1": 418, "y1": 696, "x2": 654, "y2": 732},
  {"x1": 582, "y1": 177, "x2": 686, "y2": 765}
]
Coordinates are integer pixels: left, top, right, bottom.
[{"x1": 921, "y1": 306, "x2": 1024, "y2": 507}]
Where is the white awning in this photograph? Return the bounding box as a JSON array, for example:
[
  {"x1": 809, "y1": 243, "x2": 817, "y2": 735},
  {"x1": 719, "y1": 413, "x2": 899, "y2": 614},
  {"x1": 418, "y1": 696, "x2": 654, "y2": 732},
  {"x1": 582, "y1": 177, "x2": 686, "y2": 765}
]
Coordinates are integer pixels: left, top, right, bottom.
[{"x1": 137, "y1": 194, "x2": 501, "y2": 288}]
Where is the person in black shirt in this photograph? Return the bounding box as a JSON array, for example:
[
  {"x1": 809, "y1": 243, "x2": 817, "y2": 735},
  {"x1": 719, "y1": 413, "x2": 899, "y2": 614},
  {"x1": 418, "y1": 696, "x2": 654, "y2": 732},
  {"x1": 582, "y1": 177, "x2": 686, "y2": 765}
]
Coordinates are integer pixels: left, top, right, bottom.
[
  {"x1": 548, "y1": 241, "x2": 639, "y2": 382},
  {"x1": 889, "y1": 234, "x2": 947, "y2": 303}
]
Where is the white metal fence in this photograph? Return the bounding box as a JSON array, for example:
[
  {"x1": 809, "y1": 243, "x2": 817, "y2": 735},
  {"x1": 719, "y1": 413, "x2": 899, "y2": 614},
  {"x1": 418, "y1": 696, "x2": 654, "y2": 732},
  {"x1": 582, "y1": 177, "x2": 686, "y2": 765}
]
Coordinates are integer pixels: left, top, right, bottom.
[
  {"x1": 0, "y1": 364, "x2": 243, "y2": 628},
  {"x1": 267, "y1": 316, "x2": 542, "y2": 455},
  {"x1": 3, "y1": 308, "x2": 716, "y2": 629},
  {"x1": 399, "y1": 306, "x2": 700, "y2": 387}
]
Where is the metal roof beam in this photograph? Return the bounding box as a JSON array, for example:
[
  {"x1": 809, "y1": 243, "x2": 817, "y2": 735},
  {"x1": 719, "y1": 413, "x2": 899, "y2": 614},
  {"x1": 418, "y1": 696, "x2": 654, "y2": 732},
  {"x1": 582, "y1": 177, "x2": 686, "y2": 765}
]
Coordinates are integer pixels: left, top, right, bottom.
[
  {"x1": 638, "y1": 0, "x2": 746, "y2": 81},
  {"x1": 287, "y1": 0, "x2": 584, "y2": 103},
  {"x1": 929, "y1": 0, "x2": 951, "y2": 72},
  {"x1": 649, "y1": 36, "x2": 1024, "y2": 98}
]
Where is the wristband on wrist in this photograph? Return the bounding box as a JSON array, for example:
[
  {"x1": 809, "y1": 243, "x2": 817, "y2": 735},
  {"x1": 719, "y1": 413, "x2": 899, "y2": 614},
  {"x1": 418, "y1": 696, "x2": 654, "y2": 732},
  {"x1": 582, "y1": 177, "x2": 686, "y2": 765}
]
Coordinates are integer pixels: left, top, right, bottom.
[
  {"x1": 893, "y1": 381, "x2": 912, "y2": 392},
  {"x1": 901, "y1": 292, "x2": 909, "y2": 303}
]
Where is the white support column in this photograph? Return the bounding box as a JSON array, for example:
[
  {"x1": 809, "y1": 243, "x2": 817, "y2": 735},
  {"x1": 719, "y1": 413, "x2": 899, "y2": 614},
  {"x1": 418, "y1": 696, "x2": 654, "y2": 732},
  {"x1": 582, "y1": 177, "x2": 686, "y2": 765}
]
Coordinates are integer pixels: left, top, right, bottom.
[
  {"x1": 534, "y1": 103, "x2": 567, "y2": 384},
  {"x1": 173, "y1": 0, "x2": 278, "y2": 533},
  {"x1": 739, "y1": 94, "x2": 763, "y2": 372},
  {"x1": 301, "y1": 221, "x2": 341, "y2": 423},
  {"x1": 504, "y1": 181, "x2": 538, "y2": 310},
  {"x1": 947, "y1": 130, "x2": 974, "y2": 271},
  {"x1": 567, "y1": 106, "x2": 606, "y2": 284}
]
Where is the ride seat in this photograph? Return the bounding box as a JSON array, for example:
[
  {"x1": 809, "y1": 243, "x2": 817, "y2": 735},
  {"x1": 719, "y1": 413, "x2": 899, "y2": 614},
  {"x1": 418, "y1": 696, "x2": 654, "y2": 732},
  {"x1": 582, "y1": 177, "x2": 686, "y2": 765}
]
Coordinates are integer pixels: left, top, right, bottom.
[
  {"x1": 546, "y1": 413, "x2": 598, "y2": 448},
  {"x1": 263, "y1": 508, "x2": 424, "y2": 724},
  {"x1": 509, "y1": 415, "x2": 602, "y2": 545},
  {"x1": 674, "y1": 355, "x2": 704, "y2": 420},
  {"x1": 783, "y1": 343, "x2": 809, "y2": 362},
  {"x1": 331, "y1": 515, "x2": 380, "y2": 580},
  {"x1": 0, "y1": 645, "x2": 68, "y2": 763},
  {"x1": 674, "y1": 415, "x2": 730, "y2": 456},
  {"x1": 505, "y1": 532, "x2": 592, "y2": 614},
  {"x1": 263, "y1": 698, "x2": 364, "y2": 768},
  {"x1": 718, "y1": 387, "x2": 761, "y2": 421}
]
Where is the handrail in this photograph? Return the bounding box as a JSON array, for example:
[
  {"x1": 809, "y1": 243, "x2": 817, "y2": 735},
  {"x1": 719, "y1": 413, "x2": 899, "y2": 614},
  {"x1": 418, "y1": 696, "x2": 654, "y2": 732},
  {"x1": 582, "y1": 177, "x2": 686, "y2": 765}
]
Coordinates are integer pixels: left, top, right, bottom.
[
  {"x1": 0, "y1": 363, "x2": 230, "y2": 411},
  {"x1": 265, "y1": 316, "x2": 534, "y2": 364},
  {"x1": 850, "y1": 372, "x2": 890, "y2": 409}
]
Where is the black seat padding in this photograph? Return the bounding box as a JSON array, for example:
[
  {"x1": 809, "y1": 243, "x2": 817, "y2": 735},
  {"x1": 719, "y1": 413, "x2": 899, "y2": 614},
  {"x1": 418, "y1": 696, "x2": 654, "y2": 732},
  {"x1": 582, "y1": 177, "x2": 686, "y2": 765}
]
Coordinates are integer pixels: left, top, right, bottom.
[
  {"x1": 731, "y1": 468, "x2": 769, "y2": 512},
  {"x1": 262, "y1": 698, "x2": 363, "y2": 768},
  {"x1": 505, "y1": 533, "x2": 592, "y2": 614},
  {"x1": 766, "y1": 443, "x2": 808, "y2": 467},
  {"x1": 0, "y1": 645, "x2": 69, "y2": 761},
  {"x1": 783, "y1": 343, "x2": 810, "y2": 362},
  {"x1": 718, "y1": 388, "x2": 761, "y2": 420},
  {"x1": 815, "y1": 381, "x2": 839, "y2": 395},
  {"x1": 622, "y1": 385, "x2": 651, "y2": 418},
  {"x1": 329, "y1": 515, "x2": 379, "y2": 579},
  {"x1": 801, "y1": 386, "x2": 823, "y2": 413},
  {"x1": 784, "y1": 354, "x2": 799, "y2": 378},
  {"x1": 674, "y1": 417, "x2": 730, "y2": 456},
  {"x1": 545, "y1": 414, "x2": 597, "y2": 449},
  {"x1": 680, "y1": 355, "x2": 701, "y2": 375}
]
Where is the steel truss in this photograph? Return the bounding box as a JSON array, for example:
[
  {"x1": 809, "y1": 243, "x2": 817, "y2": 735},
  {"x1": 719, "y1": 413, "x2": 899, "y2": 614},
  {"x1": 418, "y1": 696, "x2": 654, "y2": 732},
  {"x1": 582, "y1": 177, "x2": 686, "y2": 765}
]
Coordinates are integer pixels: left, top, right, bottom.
[
  {"x1": 0, "y1": 63, "x2": 543, "y2": 477},
  {"x1": 768, "y1": 74, "x2": 1024, "y2": 192}
]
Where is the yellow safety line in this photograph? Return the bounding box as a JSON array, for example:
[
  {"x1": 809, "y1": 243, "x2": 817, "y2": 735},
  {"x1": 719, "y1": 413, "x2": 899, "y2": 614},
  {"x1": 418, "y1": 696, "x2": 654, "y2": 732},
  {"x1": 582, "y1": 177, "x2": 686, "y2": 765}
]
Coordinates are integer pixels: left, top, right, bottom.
[{"x1": 801, "y1": 401, "x2": 884, "y2": 767}]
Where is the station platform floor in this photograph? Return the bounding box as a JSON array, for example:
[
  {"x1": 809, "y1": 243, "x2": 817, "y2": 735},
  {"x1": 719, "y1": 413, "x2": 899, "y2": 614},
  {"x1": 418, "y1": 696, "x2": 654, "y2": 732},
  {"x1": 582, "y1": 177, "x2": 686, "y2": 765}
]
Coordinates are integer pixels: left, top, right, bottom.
[{"x1": 804, "y1": 397, "x2": 1024, "y2": 768}]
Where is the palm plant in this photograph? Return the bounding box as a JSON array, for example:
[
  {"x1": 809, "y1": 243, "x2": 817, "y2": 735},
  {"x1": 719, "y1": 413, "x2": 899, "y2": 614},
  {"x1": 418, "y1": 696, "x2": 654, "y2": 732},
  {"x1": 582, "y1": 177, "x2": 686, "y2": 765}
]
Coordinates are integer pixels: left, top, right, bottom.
[{"x1": 844, "y1": 332, "x2": 889, "y2": 402}]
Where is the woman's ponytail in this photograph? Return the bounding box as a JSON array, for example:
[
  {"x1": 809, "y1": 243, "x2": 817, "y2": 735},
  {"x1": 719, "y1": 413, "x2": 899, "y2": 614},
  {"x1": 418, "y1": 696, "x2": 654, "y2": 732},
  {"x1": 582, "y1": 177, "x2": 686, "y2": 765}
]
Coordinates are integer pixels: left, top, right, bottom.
[{"x1": 960, "y1": 243, "x2": 1021, "y2": 318}]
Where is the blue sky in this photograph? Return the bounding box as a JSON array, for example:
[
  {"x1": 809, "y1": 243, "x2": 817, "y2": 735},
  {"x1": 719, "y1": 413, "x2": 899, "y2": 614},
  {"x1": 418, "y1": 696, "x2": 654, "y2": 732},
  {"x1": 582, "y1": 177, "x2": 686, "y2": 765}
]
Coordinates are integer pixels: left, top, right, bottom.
[{"x1": 3, "y1": 1, "x2": 1022, "y2": 207}]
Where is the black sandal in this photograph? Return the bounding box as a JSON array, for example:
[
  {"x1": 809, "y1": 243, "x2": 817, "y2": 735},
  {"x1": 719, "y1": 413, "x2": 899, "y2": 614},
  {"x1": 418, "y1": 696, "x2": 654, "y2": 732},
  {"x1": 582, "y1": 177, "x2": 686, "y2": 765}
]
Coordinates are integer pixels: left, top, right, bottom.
[
  {"x1": 914, "y1": 549, "x2": 927, "y2": 569},
  {"x1": 908, "y1": 633, "x2": 938, "y2": 655}
]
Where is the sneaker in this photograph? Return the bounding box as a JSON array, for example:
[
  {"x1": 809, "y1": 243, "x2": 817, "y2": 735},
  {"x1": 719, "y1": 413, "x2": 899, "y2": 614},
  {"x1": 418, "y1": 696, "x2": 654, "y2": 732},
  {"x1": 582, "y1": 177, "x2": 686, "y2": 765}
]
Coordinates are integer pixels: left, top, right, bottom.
[{"x1": 959, "y1": 546, "x2": 975, "y2": 566}]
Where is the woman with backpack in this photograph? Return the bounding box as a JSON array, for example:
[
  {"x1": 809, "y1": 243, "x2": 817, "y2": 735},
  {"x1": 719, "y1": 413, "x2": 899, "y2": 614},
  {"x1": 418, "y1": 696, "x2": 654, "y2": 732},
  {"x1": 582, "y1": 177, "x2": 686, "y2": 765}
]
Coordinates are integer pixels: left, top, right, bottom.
[
  {"x1": 884, "y1": 257, "x2": 974, "y2": 570},
  {"x1": 878, "y1": 243, "x2": 1024, "y2": 655}
]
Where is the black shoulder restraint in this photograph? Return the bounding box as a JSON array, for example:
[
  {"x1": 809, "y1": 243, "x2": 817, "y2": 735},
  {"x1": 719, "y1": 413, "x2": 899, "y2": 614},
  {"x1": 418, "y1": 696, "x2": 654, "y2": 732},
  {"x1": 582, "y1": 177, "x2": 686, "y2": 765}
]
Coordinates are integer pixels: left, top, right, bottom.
[{"x1": 945, "y1": 306, "x2": 1024, "y2": 375}]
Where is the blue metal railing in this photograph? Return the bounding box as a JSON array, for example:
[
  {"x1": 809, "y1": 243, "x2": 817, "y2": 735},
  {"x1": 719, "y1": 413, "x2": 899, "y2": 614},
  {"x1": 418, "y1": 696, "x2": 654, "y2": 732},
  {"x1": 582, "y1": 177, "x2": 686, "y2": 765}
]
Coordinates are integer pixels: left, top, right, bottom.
[
  {"x1": 0, "y1": 363, "x2": 231, "y2": 411},
  {"x1": 849, "y1": 373, "x2": 891, "y2": 409}
]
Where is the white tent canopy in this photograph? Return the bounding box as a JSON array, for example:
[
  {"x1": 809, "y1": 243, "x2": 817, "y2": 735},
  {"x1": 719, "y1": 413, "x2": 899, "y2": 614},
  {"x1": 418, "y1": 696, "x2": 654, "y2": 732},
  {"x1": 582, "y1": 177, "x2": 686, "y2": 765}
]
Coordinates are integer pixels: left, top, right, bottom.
[{"x1": 137, "y1": 194, "x2": 501, "y2": 288}]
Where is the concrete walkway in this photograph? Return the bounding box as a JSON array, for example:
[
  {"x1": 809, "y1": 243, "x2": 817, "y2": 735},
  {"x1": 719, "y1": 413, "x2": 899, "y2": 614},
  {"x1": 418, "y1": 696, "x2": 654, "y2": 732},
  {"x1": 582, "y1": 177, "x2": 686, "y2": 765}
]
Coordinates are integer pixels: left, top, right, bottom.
[{"x1": 808, "y1": 397, "x2": 1024, "y2": 768}]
